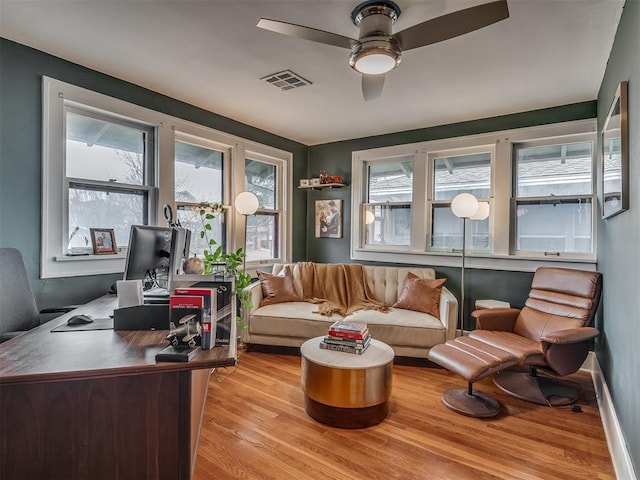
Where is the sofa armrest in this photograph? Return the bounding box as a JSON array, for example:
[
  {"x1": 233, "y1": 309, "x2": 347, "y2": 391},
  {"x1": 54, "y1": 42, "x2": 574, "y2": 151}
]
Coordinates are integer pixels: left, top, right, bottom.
[
  {"x1": 472, "y1": 308, "x2": 521, "y2": 332},
  {"x1": 440, "y1": 287, "x2": 458, "y2": 341},
  {"x1": 241, "y1": 280, "x2": 263, "y2": 344}
]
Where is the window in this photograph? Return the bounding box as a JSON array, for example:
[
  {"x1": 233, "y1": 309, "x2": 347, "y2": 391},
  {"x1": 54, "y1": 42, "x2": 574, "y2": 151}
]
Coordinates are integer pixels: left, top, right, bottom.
[
  {"x1": 174, "y1": 136, "x2": 228, "y2": 257},
  {"x1": 513, "y1": 139, "x2": 594, "y2": 255},
  {"x1": 42, "y1": 77, "x2": 293, "y2": 278},
  {"x1": 429, "y1": 151, "x2": 492, "y2": 252},
  {"x1": 351, "y1": 119, "x2": 596, "y2": 271},
  {"x1": 65, "y1": 108, "x2": 154, "y2": 253},
  {"x1": 363, "y1": 157, "x2": 413, "y2": 247},
  {"x1": 244, "y1": 157, "x2": 281, "y2": 262}
]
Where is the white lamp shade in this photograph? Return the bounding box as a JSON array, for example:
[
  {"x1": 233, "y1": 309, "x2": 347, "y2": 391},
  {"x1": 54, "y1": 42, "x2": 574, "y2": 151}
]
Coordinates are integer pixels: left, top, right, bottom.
[
  {"x1": 451, "y1": 193, "x2": 479, "y2": 219},
  {"x1": 234, "y1": 191, "x2": 259, "y2": 216},
  {"x1": 364, "y1": 210, "x2": 375, "y2": 225},
  {"x1": 470, "y1": 201, "x2": 490, "y2": 220}
]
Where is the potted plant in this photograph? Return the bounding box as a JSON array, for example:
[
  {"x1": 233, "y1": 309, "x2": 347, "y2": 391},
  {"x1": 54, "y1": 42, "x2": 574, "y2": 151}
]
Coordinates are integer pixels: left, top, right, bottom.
[{"x1": 194, "y1": 202, "x2": 254, "y2": 333}]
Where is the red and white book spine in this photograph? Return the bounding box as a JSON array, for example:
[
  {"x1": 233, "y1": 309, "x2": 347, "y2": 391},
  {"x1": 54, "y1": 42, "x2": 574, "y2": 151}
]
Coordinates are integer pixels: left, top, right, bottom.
[{"x1": 327, "y1": 327, "x2": 370, "y2": 340}]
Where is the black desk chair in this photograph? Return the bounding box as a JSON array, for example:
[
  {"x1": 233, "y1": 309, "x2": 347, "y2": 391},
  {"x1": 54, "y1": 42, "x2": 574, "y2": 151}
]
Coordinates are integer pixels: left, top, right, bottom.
[{"x1": 0, "y1": 248, "x2": 74, "y2": 343}]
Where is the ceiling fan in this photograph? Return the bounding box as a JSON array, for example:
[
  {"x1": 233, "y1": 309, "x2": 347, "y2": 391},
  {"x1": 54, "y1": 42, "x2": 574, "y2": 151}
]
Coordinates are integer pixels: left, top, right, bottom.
[{"x1": 257, "y1": 0, "x2": 509, "y2": 101}]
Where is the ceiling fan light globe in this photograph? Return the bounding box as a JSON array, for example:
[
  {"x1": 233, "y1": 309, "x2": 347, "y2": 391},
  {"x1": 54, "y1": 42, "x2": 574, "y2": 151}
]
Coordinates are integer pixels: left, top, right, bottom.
[
  {"x1": 349, "y1": 38, "x2": 401, "y2": 75},
  {"x1": 355, "y1": 53, "x2": 396, "y2": 74}
]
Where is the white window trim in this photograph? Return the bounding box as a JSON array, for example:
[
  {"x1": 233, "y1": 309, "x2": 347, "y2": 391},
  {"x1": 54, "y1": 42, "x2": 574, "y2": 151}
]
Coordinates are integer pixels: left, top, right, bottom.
[
  {"x1": 42, "y1": 77, "x2": 292, "y2": 278},
  {"x1": 240, "y1": 148, "x2": 290, "y2": 269},
  {"x1": 351, "y1": 119, "x2": 597, "y2": 273},
  {"x1": 427, "y1": 144, "x2": 495, "y2": 254}
]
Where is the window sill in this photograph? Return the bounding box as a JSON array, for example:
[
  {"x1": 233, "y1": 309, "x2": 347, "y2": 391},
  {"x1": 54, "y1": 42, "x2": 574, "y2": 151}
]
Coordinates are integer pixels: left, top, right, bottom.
[
  {"x1": 351, "y1": 248, "x2": 596, "y2": 273},
  {"x1": 55, "y1": 253, "x2": 126, "y2": 262},
  {"x1": 42, "y1": 253, "x2": 126, "y2": 278}
]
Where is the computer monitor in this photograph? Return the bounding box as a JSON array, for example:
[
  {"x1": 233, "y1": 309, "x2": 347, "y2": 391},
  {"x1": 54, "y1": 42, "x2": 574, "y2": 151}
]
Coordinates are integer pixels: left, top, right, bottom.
[{"x1": 124, "y1": 225, "x2": 190, "y2": 292}]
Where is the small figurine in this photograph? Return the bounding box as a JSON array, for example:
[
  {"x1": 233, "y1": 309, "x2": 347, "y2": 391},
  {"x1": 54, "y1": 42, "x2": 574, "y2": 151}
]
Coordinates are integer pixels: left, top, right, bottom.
[{"x1": 167, "y1": 313, "x2": 201, "y2": 348}]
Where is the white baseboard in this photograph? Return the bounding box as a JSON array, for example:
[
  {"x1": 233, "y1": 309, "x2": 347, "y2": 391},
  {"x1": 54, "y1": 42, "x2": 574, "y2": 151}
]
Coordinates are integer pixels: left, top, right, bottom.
[{"x1": 585, "y1": 352, "x2": 638, "y2": 480}]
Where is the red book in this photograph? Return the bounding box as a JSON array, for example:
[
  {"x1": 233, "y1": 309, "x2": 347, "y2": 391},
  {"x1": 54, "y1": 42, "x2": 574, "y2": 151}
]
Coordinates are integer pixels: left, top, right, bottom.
[{"x1": 327, "y1": 327, "x2": 369, "y2": 340}]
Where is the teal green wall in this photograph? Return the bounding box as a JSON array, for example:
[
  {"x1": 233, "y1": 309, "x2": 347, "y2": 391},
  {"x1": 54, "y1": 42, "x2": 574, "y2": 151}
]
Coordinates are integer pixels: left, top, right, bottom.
[
  {"x1": 306, "y1": 103, "x2": 597, "y2": 328},
  {"x1": 596, "y1": 0, "x2": 640, "y2": 472},
  {"x1": 0, "y1": 38, "x2": 308, "y2": 308}
]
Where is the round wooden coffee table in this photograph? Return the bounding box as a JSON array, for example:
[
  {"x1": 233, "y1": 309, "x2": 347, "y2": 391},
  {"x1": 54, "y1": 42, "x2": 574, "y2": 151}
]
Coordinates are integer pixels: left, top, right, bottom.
[{"x1": 300, "y1": 336, "x2": 394, "y2": 428}]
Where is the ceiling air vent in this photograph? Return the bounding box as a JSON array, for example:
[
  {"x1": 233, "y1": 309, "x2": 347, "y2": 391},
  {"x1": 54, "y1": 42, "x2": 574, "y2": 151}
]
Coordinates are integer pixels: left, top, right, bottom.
[{"x1": 261, "y1": 70, "x2": 312, "y2": 91}]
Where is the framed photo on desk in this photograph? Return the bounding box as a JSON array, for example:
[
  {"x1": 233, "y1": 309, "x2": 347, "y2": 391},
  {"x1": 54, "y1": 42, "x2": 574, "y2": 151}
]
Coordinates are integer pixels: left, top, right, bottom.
[{"x1": 90, "y1": 228, "x2": 117, "y2": 254}]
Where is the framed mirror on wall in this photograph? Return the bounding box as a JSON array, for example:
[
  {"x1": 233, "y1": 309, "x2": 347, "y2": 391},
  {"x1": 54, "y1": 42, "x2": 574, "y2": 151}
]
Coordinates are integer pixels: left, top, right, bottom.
[{"x1": 602, "y1": 80, "x2": 629, "y2": 219}]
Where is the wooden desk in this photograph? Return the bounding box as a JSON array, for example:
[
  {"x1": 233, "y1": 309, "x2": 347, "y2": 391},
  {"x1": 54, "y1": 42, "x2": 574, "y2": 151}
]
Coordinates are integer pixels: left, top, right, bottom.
[{"x1": 0, "y1": 295, "x2": 236, "y2": 480}]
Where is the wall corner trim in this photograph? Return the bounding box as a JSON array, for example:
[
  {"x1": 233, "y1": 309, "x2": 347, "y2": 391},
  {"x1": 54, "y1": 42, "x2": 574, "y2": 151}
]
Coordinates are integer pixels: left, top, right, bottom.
[{"x1": 589, "y1": 352, "x2": 638, "y2": 480}]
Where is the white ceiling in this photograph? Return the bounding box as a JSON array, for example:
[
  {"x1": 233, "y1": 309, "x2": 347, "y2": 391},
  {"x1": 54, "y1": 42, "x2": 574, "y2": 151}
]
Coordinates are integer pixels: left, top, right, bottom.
[{"x1": 0, "y1": 0, "x2": 624, "y2": 145}]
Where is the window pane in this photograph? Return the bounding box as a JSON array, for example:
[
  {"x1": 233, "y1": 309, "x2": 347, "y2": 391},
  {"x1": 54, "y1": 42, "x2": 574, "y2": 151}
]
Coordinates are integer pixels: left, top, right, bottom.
[
  {"x1": 430, "y1": 205, "x2": 489, "y2": 251},
  {"x1": 516, "y1": 198, "x2": 592, "y2": 253},
  {"x1": 175, "y1": 141, "x2": 223, "y2": 204},
  {"x1": 433, "y1": 152, "x2": 491, "y2": 200},
  {"x1": 66, "y1": 112, "x2": 145, "y2": 185},
  {"x1": 515, "y1": 141, "x2": 592, "y2": 197},
  {"x1": 246, "y1": 213, "x2": 278, "y2": 261},
  {"x1": 368, "y1": 160, "x2": 413, "y2": 203},
  {"x1": 176, "y1": 207, "x2": 224, "y2": 258},
  {"x1": 67, "y1": 187, "x2": 145, "y2": 251},
  {"x1": 245, "y1": 159, "x2": 276, "y2": 209},
  {"x1": 364, "y1": 204, "x2": 410, "y2": 246}
]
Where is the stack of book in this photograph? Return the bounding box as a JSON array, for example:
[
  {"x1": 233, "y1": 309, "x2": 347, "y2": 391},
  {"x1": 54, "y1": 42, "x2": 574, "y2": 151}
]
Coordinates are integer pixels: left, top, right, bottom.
[{"x1": 320, "y1": 320, "x2": 371, "y2": 355}]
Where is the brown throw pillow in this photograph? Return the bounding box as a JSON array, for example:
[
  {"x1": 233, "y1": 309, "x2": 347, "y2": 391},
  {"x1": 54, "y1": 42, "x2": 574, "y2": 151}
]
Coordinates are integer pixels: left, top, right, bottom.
[
  {"x1": 258, "y1": 266, "x2": 301, "y2": 306},
  {"x1": 392, "y1": 273, "x2": 446, "y2": 319}
]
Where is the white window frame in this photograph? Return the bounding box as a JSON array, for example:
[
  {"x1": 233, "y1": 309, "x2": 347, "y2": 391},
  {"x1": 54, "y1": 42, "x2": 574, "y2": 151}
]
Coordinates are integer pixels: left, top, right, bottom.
[
  {"x1": 351, "y1": 119, "x2": 597, "y2": 272},
  {"x1": 240, "y1": 149, "x2": 289, "y2": 268},
  {"x1": 427, "y1": 145, "x2": 495, "y2": 254},
  {"x1": 511, "y1": 133, "x2": 596, "y2": 259},
  {"x1": 173, "y1": 131, "x2": 232, "y2": 257},
  {"x1": 42, "y1": 77, "x2": 292, "y2": 278},
  {"x1": 42, "y1": 77, "x2": 169, "y2": 278},
  {"x1": 361, "y1": 154, "x2": 417, "y2": 251}
]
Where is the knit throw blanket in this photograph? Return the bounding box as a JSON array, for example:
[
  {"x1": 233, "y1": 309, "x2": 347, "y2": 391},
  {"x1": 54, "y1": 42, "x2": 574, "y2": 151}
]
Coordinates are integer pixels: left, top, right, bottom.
[{"x1": 298, "y1": 262, "x2": 389, "y2": 316}]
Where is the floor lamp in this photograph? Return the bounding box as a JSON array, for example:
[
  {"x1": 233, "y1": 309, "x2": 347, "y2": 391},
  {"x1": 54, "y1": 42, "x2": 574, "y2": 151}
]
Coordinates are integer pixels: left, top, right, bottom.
[
  {"x1": 450, "y1": 194, "x2": 490, "y2": 337},
  {"x1": 234, "y1": 191, "x2": 259, "y2": 275}
]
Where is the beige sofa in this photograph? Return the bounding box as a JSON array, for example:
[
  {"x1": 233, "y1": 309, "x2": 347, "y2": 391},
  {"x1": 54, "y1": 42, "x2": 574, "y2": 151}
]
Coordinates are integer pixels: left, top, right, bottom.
[{"x1": 241, "y1": 263, "x2": 458, "y2": 358}]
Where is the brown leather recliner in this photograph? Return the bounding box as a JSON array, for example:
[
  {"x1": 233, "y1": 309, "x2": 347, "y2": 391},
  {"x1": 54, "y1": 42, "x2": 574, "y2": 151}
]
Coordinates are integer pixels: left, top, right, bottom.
[{"x1": 468, "y1": 267, "x2": 602, "y2": 406}]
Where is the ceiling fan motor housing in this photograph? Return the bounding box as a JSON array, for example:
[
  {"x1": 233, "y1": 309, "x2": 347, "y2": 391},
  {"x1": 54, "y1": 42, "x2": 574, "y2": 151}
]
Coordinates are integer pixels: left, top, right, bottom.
[{"x1": 349, "y1": 0, "x2": 402, "y2": 75}]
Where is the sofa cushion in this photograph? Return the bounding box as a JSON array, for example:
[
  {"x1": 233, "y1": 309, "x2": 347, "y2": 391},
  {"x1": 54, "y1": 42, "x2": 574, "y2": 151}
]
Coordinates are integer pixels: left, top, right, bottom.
[
  {"x1": 257, "y1": 266, "x2": 301, "y2": 306},
  {"x1": 363, "y1": 266, "x2": 437, "y2": 305},
  {"x1": 349, "y1": 308, "x2": 447, "y2": 347},
  {"x1": 250, "y1": 302, "x2": 338, "y2": 338},
  {"x1": 392, "y1": 274, "x2": 446, "y2": 319}
]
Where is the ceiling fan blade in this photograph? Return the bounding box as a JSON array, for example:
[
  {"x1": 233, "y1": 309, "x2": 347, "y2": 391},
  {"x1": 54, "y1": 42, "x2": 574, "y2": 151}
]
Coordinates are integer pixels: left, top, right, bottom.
[
  {"x1": 257, "y1": 18, "x2": 357, "y2": 50},
  {"x1": 394, "y1": 0, "x2": 509, "y2": 51},
  {"x1": 362, "y1": 74, "x2": 385, "y2": 101}
]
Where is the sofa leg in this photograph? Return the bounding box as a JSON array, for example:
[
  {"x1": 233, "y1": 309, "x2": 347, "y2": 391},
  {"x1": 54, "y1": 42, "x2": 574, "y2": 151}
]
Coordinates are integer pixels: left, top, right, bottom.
[{"x1": 441, "y1": 382, "x2": 501, "y2": 418}]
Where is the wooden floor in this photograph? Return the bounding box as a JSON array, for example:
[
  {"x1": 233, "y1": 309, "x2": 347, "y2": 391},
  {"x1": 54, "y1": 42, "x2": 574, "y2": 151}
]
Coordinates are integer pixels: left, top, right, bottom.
[{"x1": 194, "y1": 351, "x2": 615, "y2": 480}]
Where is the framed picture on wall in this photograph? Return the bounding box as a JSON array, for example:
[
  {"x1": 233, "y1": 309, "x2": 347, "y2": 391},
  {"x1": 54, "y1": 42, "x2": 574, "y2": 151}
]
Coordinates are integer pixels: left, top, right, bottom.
[
  {"x1": 315, "y1": 200, "x2": 342, "y2": 238},
  {"x1": 601, "y1": 80, "x2": 629, "y2": 219},
  {"x1": 90, "y1": 228, "x2": 117, "y2": 254}
]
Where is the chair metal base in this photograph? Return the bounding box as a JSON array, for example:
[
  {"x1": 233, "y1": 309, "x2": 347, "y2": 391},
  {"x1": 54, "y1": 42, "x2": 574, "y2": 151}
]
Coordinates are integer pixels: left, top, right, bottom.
[
  {"x1": 493, "y1": 370, "x2": 579, "y2": 406},
  {"x1": 441, "y1": 387, "x2": 501, "y2": 418}
]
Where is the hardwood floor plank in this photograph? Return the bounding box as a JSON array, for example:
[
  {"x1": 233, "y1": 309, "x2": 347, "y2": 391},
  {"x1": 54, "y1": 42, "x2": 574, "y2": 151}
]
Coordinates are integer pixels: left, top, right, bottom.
[{"x1": 194, "y1": 352, "x2": 614, "y2": 480}]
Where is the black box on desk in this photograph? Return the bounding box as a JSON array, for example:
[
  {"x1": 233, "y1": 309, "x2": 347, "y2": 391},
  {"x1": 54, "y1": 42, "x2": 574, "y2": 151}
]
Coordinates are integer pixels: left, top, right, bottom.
[{"x1": 113, "y1": 304, "x2": 170, "y2": 330}]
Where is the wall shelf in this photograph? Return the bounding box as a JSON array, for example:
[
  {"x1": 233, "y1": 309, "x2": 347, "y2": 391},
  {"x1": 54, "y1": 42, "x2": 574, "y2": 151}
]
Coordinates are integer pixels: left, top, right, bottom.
[{"x1": 298, "y1": 183, "x2": 347, "y2": 190}]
